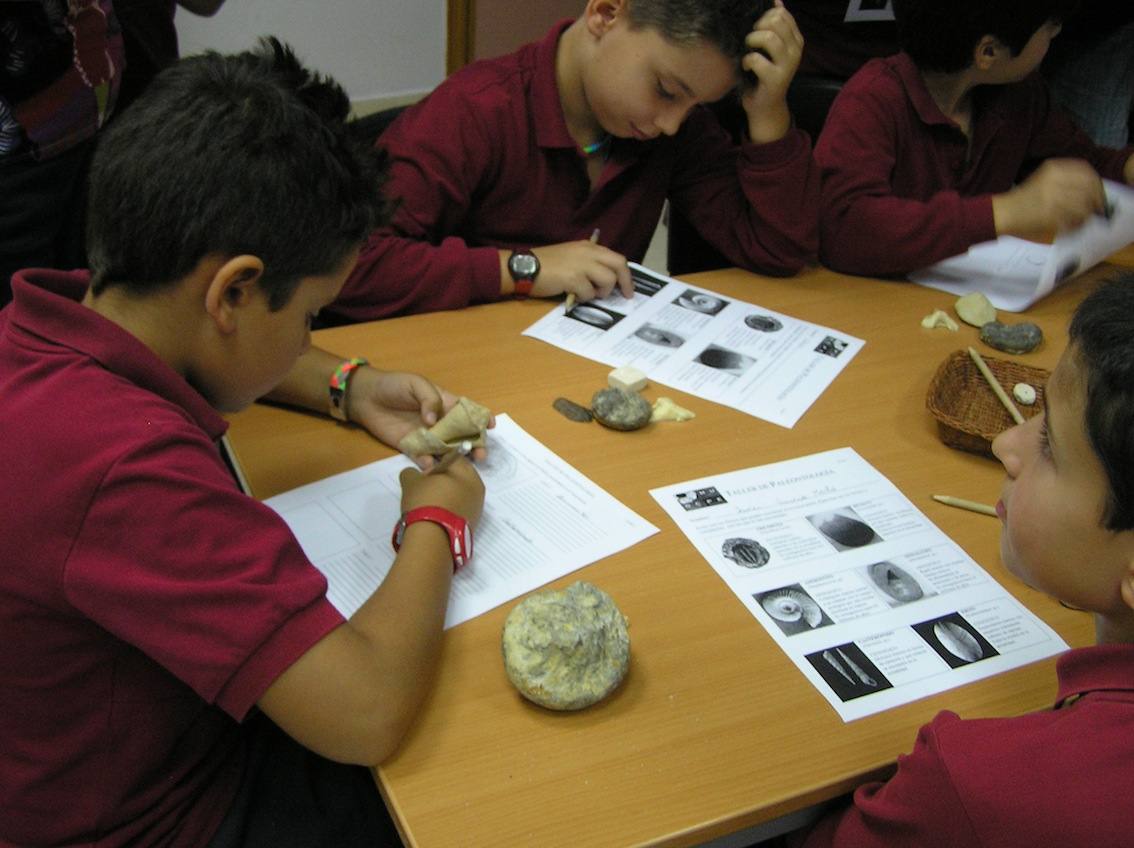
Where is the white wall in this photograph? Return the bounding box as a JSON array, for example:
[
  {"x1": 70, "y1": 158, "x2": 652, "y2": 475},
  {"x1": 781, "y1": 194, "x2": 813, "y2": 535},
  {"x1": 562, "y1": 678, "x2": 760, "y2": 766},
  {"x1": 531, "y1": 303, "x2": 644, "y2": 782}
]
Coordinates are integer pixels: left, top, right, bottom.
[{"x1": 174, "y1": 1, "x2": 445, "y2": 109}]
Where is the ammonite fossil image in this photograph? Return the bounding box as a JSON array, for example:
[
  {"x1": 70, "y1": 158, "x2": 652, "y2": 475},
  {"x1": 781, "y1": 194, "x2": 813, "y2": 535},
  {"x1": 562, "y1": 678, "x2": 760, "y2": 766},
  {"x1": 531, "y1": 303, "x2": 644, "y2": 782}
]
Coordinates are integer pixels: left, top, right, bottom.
[
  {"x1": 721, "y1": 537, "x2": 770, "y2": 568},
  {"x1": 761, "y1": 589, "x2": 823, "y2": 627}
]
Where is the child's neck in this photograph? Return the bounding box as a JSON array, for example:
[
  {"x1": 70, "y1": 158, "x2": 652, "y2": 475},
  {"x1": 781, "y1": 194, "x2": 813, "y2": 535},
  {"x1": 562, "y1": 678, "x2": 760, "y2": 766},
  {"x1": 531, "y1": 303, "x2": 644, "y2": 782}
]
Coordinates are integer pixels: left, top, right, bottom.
[
  {"x1": 1095, "y1": 612, "x2": 1134, "y2": 646},
  {"x1": 555, "y1": 19, "x2": 607, "y2": 152},
  {"x1": 919, "y1": 70, "x2": 977, "y2": 136}
]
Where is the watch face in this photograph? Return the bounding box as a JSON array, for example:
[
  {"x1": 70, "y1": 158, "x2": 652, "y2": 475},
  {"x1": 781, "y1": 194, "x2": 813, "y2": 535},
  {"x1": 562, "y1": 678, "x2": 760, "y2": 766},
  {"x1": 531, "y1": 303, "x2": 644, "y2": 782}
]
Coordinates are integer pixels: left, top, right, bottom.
[{"x1": 509, "y1": 251, "x2": 540, "y2": 279}]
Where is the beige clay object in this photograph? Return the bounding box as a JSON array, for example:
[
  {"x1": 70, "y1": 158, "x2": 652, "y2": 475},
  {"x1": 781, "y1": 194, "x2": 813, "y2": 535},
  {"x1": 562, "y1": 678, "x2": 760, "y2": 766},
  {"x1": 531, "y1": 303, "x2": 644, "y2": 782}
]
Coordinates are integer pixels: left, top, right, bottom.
[
  {"x1": 650, "y1": 397, "x2": 695, "y2": 423},
  {"x1": 954, "y1": 292, "x2": 997, "y2": 327},
  {"x1": 398, "y1": 397, "x2": 491, "y2": 456},
  {"x1": 920, "y1": 309, "x2": 959, "y2": 331},
  {"x1": 608, "y1": 365, "x2": 648, "y2": 393},
  {"x1": 502, "y1": 581, "x2": 630, "y2": 711}
]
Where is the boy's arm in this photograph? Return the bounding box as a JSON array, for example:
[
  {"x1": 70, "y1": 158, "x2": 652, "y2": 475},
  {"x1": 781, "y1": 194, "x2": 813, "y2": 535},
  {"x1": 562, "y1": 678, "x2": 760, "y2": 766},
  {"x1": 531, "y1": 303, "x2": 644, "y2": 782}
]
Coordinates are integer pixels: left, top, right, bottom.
[
  {"x1": 257, "y1": 459, "x2": 484, "y2": 765},
  {"x1": 328, "y1": 88, "x2": 504, "y2": 321},
  {"x1": 264, "y1": 347, "x2": 490, "y2": 467},
  {"x1": 791, "y1": 714, "x2": 976, "y2": 847},
  {"x1": 739, "y1": 0, "x2": 804, "y2": 144}
]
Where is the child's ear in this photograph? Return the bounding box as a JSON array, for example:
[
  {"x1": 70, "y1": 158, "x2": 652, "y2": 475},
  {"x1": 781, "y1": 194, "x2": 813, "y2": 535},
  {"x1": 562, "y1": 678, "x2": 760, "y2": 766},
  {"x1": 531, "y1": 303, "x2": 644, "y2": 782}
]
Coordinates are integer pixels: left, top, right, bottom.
[
  {"x1": 585, "y1": 0, "x2": 624, "y2": 35},
  {"x1": 973, "y1": 35, "x2": 1002, "y2": 71},
  {"x1": 1120, "y1": 558, "x2": 1134, "y2": 613},
  {"x1": 203, "y1": 255, "x2": 265, "y2": 335}
]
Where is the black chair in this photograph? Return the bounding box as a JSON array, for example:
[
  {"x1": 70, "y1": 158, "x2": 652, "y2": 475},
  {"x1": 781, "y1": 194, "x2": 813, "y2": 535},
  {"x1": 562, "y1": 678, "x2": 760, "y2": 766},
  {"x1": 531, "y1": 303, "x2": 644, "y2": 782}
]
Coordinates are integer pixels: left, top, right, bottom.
[
  {"x1": 665, "y1": 74, "x2": 843, "y2": 276},
  {"x1": 345, "y1": 104, "x2": 408, "y2": 147}
]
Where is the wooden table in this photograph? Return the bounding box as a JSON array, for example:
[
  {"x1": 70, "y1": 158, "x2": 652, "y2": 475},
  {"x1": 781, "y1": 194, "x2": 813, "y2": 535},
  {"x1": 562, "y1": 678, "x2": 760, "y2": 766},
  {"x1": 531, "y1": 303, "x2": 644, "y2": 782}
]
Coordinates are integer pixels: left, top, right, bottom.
[{"x1": 226, "y1": 255, "x2": 1131, "y2": 847}]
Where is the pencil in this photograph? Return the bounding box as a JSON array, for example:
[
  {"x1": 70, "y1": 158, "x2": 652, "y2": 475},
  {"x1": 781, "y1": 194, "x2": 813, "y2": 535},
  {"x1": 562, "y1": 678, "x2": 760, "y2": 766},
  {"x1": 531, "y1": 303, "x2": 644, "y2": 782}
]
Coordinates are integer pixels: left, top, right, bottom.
[
  {"x1": 967, "y1": 346, "x2": 1025, "y2": 426},
  {"x1": 564, "y1": 228, "x2": 601, "y2": 314},
  {"x1": 426, "y1": 440, "x2": 472, "y2": 475},
  {"x1": 932, "y1": 494, "x2": 998, "y2": 517}
]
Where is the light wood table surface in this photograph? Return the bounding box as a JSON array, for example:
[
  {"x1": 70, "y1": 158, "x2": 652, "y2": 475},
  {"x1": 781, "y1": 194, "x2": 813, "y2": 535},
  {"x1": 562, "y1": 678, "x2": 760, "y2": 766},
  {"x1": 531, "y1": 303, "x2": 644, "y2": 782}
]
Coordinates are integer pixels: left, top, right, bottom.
[{"x1": 226, "y1": 253, "x2": 1132, "y2": 848}]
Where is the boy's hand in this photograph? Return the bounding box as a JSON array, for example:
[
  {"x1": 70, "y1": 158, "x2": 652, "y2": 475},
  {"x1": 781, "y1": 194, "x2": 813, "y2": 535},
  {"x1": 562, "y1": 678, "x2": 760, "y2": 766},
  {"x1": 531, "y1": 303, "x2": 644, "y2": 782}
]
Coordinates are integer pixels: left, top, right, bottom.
[
  {"x1": 501, "y1": 240, "x2": 633, "y2": 302},
  {"x1": 349, "y1": 369, "x2": 493, "y2": 468},
  {"x1": 739, "y1": 0, "x2": 803, "y2": 144},
  {"x1": 399, "y1": 456, "x2": 485, "y2": 529},
  {"x1": 993, "y1": 158, "x2": 1109, "y2": 237}
]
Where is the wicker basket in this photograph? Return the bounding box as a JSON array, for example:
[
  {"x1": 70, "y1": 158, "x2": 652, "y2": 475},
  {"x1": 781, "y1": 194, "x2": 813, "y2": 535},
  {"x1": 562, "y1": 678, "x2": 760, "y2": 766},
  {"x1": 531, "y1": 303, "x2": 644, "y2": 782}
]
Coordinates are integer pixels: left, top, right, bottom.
[{"x1": 926, "y1": 350, "x2": 1049, "y2": 457}]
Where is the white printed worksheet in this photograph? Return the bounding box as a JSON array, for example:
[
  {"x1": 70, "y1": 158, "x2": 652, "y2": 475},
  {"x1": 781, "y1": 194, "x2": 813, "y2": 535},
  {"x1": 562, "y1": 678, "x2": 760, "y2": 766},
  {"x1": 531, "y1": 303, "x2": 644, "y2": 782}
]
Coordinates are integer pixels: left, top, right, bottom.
[
  {"x1": 522, "y1": 263, "x2": 863, "y2": 428},
  {"x1": 266, "y1": 415, "x2": 658, "y2": 628},
  {"x1": 650, "y1": 448, "x2": 1068, "y2": 721}
]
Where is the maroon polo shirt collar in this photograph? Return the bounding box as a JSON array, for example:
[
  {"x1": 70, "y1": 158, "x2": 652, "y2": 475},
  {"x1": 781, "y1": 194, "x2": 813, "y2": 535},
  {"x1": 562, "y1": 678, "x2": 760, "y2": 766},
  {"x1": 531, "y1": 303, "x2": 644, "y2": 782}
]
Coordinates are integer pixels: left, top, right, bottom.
[
  {"x1": 1055, "y1": 643, "x2": 1134, "y2": 705},
  {"x1": 892, "y1": 52, "x2": 957, "y2": 130},
  {"x1": 8, "y1": 269, "x2": 228, "y2": 441}
]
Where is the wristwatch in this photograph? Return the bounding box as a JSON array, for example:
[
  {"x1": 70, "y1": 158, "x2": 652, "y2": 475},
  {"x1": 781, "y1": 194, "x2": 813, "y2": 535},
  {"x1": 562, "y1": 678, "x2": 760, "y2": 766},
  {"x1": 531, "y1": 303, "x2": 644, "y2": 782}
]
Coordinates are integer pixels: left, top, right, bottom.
[
  {"x1": 391, "y1": 506, "x2": 473, "y2": 572},
  {"x1": 507, "y1": 249, "x2": 540, "y2": 298}
]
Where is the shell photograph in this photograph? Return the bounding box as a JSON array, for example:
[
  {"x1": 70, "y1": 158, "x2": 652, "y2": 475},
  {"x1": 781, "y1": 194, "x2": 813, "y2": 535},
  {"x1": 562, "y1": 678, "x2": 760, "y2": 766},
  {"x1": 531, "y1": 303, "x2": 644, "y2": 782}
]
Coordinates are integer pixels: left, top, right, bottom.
[
  {"x1": 806, "y1": 507, "x2": 883, "y2": 551},
  {"x1": 755, "y1": 584, "x2": 833, "y2": 636},
  {"x1": 912, "y1": 613, "x2": 1000, "y2": 669}
]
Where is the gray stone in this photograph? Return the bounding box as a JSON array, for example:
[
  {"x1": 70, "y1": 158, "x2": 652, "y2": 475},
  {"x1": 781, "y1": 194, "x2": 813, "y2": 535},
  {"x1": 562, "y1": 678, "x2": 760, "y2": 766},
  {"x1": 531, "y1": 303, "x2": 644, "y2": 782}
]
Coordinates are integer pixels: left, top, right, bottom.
[
  {"x1": 552, "y1": 397, "x2": 593, "y2": 423},
  {"x1": 980, "y1": 320, "x2": 1044, "y2": 354},
  {"x1": 502, "y1": 581, "x2": 630, "y2": 711},
  {"x1": 590, "y1": 387, "x2": 652, "y2": 431}
]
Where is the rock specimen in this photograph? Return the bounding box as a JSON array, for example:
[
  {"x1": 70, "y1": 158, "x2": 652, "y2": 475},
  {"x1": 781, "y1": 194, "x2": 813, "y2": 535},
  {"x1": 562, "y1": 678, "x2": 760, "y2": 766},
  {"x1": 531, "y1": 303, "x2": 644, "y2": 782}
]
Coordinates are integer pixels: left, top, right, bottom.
[
  {"x1": 591, "y1": 387, "x2": 651, "y2": 430},
  {"x1": 650, "y1": 396, "x2": 695, "y2": 423},
  {"x1": 980, "y1": 320, "x2": 1043, "y2": 354},
  {"x1": 552, "y1": 397, "x2": 593, "y2": 422},
  {"x1": 398, "y1": 397, "x2": 492, "y2": 456},
  {"x1": 954, "y1": 292, "x2": 997, "y2": 327},
  {"x1": 502, "y1": 581, "x2": 630, "y2": 710}
]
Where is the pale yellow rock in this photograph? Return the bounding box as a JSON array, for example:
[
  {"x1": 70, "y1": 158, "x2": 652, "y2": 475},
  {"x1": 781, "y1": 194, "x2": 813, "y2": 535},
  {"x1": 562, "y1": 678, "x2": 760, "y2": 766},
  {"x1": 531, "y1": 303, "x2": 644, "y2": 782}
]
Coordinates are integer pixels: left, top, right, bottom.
[
  {"x1": 650, "y1": 396, "x2": 695, "y2": 423},
  {"x1": 502, "y1": 581, "x2": 630, "y2": 711},
  {"x1": 920, "y1": 309, "x2": 959, "y2": 331},
  {"x1": 608, "y1": 365, "x2": 648, "y2": 393},
  {"x1": 954, "y1": 292, "x2": 997, "y2": 327}
]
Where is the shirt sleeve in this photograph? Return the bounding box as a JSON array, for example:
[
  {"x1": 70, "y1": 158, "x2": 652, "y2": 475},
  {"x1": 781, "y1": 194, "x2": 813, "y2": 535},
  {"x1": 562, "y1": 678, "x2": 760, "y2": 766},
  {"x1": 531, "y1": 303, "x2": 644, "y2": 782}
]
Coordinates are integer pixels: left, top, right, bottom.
[
  {"x1": 64, "y1": 426, "x2": 345, "y2": 720},
  {"x1": 794, "y1": 712, "x2": 979, "y2": 848},
  {"x1": 332, "y1": 88, "x2": 506, "y2": 321},
  {"x1": 815, "y1": 77, "x2": 996, "y2": 277},
  {"x1": 668, "y1": 107, "x2": 820, "y2": 275}
]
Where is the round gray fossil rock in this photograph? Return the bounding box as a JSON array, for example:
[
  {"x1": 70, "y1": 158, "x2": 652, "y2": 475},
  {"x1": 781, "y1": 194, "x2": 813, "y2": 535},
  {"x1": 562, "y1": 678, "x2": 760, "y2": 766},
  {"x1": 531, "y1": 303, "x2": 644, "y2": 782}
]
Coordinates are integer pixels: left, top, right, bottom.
[
  {"x1": 501, "y1": 581, "x2": 630, "y2": 711},
  {"x1": 980, "y1": 320, "x2": 1043, "y2": 354},
  {"x1": 590, "y1": 387, "x2": 652, "y2": 431}
]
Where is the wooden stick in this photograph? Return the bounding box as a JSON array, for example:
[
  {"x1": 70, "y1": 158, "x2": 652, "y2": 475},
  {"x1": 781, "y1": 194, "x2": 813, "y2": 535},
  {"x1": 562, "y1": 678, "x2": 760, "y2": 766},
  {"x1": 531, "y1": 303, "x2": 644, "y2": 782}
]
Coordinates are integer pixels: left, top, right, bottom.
[
  {"x1": 932, "y1": 494, "x2": 998, "y2": 517},
  {"x1": 564, "y1": 228, "x2": 601, "y2": 314},
  {"x1": 967, "y1": 346, "x2": 1025, "y2": 425},
  {"x1": 426, "y1": 440, "x2": 472, "y2": 475}
]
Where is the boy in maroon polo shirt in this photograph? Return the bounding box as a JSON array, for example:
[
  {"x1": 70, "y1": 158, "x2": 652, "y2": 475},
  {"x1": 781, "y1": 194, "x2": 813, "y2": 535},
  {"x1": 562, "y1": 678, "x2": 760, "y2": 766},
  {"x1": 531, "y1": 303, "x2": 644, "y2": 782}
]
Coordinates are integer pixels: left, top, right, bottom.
[
  {"x1": 329, "y1": 0, "x2": 819, "y2": 322},
  {"x1": 814, "y1": 0, "x2": 1134, "y2": 278},
  {"x1": 789, "y1": 274, "x2": 1134, "y2": 846},
  {"x1": 0, "y1": 39, "x2": 485, "y2": 847}
]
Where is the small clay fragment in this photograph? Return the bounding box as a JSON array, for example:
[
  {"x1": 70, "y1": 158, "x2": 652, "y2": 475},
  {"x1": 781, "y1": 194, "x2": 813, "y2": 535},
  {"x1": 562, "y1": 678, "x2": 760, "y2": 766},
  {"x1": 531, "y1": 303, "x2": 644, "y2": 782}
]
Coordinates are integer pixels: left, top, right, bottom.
[
  {"x1": 1013, "y1": 383, "x2": 1037, "y2": 405},
  {"x1": 955, "y1": 292, "x2": 997, "y2": 327},
  {"x1": 980, "y1": 320, "x2": 1043, "y2": 354},
  {"x1": 591, "y1": 387, "x2": 651, "y2": 431},
  {"x1": 921, "y1": 309, "x2": 959, "y2": 331},
  {"x1": 502, "y1": 581, "x2": 630, "y2": 711},
  {"x1": 552, "y1": 397, "x2": 593, "y2": 423},
  {"x1": 650, "y1": 397, "x2": 695, "y2": 423}
]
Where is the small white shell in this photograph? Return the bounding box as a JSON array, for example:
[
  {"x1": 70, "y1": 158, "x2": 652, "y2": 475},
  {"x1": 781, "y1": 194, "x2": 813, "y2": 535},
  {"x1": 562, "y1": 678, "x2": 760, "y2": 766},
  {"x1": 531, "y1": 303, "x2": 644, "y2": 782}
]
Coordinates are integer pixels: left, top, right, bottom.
[{"x1": 1013, "y1": 383, "x2": 1036, "y2": 405}]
